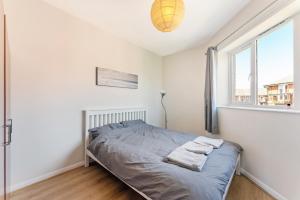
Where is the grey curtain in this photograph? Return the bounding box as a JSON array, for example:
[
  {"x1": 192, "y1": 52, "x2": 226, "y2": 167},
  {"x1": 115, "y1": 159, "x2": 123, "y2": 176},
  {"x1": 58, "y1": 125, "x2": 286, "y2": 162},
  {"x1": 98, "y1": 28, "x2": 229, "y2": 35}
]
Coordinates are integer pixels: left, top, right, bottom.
[{"x1": 205, "y1": 47, "x2": 218, "y2": 134}]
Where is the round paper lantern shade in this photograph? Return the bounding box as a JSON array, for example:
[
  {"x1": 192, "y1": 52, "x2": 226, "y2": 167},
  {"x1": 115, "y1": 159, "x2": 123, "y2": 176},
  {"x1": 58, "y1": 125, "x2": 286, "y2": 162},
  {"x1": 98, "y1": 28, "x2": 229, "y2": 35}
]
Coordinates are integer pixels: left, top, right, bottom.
[{"x1": 151, "y1": 0, "x2": 185, "y2": 32}]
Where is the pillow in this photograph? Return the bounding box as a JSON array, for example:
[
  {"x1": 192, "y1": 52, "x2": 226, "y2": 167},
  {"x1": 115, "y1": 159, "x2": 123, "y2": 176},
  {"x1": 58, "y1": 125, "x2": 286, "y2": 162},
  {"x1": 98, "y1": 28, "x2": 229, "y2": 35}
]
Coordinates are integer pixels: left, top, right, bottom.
[
  {"x1": 121, "y1": 120, "x2": 145, "y2": 127},
  {"x1": 88, "y1": 123, "x2": 125, "y2": 140},
  {"x1": 88, "y1": 125, "x2": 112, "y2": 140},
  {"x1": 108, "y1": 123, "x2": 124, "y2": 129}
]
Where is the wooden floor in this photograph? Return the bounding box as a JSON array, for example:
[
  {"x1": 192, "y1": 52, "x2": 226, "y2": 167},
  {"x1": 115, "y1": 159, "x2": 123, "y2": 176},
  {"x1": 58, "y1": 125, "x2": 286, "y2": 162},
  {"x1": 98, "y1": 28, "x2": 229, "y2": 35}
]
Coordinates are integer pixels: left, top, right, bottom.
[{"x1": 10, "y1": 164, "x2": 274, "y2": 200}]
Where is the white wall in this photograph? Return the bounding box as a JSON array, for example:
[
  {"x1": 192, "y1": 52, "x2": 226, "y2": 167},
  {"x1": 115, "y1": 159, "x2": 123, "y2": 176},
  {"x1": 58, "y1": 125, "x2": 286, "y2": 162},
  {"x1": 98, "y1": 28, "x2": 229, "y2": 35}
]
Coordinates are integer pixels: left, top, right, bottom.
[
  {"x1": 4, "y1": 0, "x2": 163, "y2": 189},
  {"x1": 294, "y1": 13, "x2": 300, "y2": 110},
  {"x1": 163, "y1": 0, "x2": 300, "y2": 199},
  {"x1": 218, "y1": 107, "x2": 300, "y2": 200},
  {"x1": 162, "y1": 48, "x2": 206, "y2": 134}
]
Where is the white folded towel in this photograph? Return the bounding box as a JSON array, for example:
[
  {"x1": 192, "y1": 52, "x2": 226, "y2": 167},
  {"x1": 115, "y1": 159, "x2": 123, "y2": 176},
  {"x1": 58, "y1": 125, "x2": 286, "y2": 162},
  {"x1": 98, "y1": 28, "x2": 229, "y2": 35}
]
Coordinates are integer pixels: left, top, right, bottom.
[
  {"x1": 166, "y1": 147, "x2": 207, "y2": 171},
  {"x1": 182, "y1": 141, "x2": 213, "y2": 155},
  {"x1": 194, "y1": 136, "x2": 224, "y2": 148}
]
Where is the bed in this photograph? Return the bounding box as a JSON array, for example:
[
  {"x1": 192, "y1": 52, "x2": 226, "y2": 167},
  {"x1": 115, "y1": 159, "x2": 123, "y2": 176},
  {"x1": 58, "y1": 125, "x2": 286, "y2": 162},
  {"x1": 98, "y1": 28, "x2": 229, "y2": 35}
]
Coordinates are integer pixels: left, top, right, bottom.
[{"x1": 84, "y1": 108, "x2": 241, "y2": 200}]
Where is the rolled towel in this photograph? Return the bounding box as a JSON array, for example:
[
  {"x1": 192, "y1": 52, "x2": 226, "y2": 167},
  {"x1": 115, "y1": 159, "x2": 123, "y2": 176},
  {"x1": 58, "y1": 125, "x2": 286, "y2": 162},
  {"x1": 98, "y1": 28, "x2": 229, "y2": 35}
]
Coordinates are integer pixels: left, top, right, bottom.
[
  {"x1": 182, "y1": 141, "x2": 213, "y2": 155},
  {"x1": 194, "y1": 136, "x2": 224, "y2": 148},
  {"x1": 166, "y1": 147, "x2": 207, "y2": 171}
]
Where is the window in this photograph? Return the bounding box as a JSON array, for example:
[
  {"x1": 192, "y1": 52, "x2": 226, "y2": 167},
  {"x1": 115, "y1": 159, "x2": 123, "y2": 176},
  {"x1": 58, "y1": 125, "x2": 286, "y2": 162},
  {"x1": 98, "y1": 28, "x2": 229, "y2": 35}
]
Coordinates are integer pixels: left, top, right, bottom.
[
  {"x1": 233, "y1": 47, "x2": 252, "y2": 104},
  {"x1": 230, "y1": 21, "x2": 294, "y2": 108}
]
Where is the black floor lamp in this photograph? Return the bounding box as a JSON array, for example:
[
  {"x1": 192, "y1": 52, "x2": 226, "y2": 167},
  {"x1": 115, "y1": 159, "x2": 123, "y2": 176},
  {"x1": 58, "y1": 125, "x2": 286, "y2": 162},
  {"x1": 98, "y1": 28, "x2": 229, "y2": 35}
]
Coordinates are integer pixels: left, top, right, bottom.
[{"x1": 160, "y1": 91, "x2": 167, "y2": 129}]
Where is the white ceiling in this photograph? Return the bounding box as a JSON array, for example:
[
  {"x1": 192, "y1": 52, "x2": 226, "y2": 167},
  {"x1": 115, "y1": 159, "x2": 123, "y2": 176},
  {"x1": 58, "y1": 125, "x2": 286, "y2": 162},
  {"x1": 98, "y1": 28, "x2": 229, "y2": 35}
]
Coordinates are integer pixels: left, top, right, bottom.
[{"x1": 43, "y1": 0, "x2": 250, "y2": 56}]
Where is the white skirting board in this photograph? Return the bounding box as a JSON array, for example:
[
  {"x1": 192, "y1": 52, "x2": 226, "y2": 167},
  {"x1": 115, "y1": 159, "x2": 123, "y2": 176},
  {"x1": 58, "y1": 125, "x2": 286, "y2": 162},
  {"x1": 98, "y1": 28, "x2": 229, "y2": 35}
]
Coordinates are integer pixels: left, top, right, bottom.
[
  {"x1": 9, "y1": 161, "x2": 84, "y2": 193},
  {"x1": 240, "y1": 168, "x2": 287, "y2": 200}
]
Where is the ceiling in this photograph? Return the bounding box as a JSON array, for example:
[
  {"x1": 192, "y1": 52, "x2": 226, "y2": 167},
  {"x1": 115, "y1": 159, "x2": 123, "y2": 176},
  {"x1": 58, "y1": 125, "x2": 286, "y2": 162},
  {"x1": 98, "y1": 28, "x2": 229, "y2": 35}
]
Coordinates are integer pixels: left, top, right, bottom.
[{"x1": 43, "y1": 0, "x2": 250, "y2": 56}]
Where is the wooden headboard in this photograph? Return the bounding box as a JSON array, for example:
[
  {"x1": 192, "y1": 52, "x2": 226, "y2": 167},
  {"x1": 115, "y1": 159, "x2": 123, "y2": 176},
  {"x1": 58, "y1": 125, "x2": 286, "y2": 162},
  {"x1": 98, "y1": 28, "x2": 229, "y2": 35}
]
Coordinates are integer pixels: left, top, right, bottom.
[{"x1": 83, "y1": 107, "x2": 147, "y2": 166}]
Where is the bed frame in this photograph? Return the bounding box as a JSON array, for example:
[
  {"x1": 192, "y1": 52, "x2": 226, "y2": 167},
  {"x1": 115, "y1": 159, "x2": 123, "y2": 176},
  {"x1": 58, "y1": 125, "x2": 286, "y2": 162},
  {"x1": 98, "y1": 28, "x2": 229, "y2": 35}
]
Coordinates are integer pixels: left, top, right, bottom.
[{"x1": 84, "y1": 107, "x2": 240, "y2": 200}]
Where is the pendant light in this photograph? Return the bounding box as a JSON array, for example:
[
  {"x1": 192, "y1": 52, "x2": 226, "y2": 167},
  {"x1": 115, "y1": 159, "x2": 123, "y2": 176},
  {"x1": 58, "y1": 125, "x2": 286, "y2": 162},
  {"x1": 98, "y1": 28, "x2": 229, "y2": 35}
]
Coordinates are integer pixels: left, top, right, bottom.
[{"x1": 151, "y1": 0, "x2": 185, "y2": 32}]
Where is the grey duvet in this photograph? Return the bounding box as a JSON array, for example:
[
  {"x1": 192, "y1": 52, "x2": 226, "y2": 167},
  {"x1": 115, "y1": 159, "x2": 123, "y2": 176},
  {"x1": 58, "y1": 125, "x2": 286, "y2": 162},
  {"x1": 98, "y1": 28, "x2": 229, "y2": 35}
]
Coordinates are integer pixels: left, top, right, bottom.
[{"x1": 88, "y1": 122, "x2": 242, "y2": 200}]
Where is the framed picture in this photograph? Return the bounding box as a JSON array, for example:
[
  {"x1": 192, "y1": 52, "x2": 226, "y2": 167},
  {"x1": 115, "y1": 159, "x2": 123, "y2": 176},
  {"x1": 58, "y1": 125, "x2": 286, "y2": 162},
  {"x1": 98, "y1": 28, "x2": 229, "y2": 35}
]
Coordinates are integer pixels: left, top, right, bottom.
[{"x1": 96, "y1": 67, "x2": 138, "y2": 89}]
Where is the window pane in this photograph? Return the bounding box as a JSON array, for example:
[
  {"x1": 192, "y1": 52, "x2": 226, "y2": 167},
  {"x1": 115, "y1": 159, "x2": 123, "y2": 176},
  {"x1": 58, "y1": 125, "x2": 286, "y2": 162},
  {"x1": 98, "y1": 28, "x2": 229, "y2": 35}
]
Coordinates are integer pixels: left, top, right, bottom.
[
  {"x1": 257, "y1": 22, "x2": 294, "y2": 106},
  {"x1": 234, "y1": 48, "x2": 252, "y2": 103}
]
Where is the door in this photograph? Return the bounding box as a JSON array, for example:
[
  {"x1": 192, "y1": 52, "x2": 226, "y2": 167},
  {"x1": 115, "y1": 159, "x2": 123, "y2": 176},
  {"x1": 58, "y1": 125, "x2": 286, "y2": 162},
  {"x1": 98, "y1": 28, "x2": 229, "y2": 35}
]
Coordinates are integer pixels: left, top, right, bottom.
[{"x1": 0, "y1": 1, "x2": 11, "y2": 199}]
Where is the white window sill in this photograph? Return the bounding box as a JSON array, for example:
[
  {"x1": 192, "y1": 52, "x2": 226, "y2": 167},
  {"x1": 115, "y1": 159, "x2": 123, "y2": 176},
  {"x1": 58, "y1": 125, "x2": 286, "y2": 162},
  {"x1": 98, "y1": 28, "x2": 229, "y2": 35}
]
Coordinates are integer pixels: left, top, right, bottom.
[{"x1": 218, "y1": 106, "x2": 300, "y2": 114}]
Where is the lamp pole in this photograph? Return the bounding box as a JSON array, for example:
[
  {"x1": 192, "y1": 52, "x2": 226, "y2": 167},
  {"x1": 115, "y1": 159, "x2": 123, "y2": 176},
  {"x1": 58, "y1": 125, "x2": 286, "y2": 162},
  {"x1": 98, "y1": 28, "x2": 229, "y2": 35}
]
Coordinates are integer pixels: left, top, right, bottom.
[{"x1": 161, "y1": 91, "x2": 167, "y2": 129}]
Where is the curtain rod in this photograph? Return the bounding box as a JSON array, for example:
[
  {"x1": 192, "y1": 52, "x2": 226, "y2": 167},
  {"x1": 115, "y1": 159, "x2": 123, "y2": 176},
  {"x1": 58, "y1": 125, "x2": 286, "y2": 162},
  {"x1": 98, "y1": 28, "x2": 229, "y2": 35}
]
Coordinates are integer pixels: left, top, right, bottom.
[{"x1": 213, "y1": 0, "x2": 280, "y2": 50}]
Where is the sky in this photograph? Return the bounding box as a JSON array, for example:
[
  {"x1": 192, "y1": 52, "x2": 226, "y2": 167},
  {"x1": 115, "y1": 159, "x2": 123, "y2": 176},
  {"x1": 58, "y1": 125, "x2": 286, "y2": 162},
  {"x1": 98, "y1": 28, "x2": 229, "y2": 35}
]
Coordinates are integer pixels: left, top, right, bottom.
[{"x1": 235, "y1": 21, "x2": 294, "y2": 90}]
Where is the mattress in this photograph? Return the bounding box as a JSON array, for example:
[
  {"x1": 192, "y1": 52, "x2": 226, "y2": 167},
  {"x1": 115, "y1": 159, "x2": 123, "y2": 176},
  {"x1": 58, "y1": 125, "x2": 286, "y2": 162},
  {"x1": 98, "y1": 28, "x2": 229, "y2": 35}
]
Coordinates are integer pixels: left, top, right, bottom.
[{"x1": 88, "y1": 122, "x2": 242, "y2": 200}]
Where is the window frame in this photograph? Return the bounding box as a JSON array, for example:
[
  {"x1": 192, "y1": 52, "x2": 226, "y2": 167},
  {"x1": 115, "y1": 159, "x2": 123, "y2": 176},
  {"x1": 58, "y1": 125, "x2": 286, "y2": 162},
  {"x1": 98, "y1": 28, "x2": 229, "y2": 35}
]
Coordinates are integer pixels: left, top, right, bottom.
[{"x1": 229, "y1": 19, "x2": 294, "y2": 109}]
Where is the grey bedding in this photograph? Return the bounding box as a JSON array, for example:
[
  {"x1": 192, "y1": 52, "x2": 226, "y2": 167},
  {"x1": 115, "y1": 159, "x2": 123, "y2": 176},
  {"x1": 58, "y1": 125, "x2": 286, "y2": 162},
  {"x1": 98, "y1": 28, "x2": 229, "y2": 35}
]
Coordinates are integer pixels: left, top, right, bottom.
[{"x1": 88, "y1": 122, "x2": 242, "y2": 200}]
